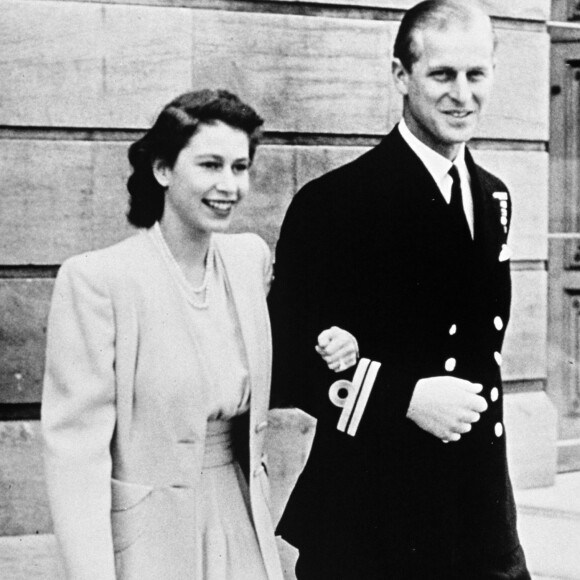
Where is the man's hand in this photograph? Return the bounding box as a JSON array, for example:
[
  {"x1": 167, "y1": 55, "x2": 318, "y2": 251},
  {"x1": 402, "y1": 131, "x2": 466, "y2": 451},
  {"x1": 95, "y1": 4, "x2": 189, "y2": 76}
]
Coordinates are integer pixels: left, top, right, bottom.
[
  {"x1": 406, "y1": 376, "x2": 488, "y2": 442},
  {"x1": 315, "y1": 326, "x2": 359, "y2": 372}
]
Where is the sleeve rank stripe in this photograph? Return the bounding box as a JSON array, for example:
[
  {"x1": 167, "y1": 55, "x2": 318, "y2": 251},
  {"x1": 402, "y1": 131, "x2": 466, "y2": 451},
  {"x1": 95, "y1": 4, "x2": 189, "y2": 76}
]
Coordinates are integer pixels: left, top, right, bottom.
[
  {"x1": 346, "y1": 360, "x2": 381, "y2": 437},
  {"x1": 336, "y1": 358, "x2": 371, "y2": 433}
]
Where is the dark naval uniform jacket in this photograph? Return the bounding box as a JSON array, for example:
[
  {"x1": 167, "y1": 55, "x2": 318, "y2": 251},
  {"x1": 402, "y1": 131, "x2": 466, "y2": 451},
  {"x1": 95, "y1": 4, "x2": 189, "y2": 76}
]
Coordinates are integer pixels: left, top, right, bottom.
[{"x1": 268, "y1": 127, "x2": 522, "y2": 579}]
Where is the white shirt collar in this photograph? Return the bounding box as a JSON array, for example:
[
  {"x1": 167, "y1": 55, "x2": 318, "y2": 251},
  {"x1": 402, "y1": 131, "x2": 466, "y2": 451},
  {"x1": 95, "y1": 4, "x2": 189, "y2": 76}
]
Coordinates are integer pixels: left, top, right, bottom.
[
  {"x1": 398, "y1": 118, "x2": 467, "y2": 191},
  {"x1": 397, "y1": 119, "x2": 473, "y2": 237}
]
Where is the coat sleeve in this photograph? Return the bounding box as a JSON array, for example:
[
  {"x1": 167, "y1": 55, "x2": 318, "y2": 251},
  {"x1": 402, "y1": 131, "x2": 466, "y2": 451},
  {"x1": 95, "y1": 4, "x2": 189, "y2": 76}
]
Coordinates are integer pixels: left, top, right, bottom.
[
  {"x1": 268, "y1": 183, "x2": 421, "y2": 434},
  {"x1": 41, "y1": 257, "x2": 117, "y2": 580},
  {"x1": 268, "y1": 186, "x2": 324, "y2": 415}
]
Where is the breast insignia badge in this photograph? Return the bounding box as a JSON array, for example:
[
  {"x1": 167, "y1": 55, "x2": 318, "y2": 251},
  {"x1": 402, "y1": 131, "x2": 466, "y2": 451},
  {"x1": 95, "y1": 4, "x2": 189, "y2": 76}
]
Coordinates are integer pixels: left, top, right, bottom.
[{"x1": 493, "y1": 192, "x2": 509, "y2": 234}]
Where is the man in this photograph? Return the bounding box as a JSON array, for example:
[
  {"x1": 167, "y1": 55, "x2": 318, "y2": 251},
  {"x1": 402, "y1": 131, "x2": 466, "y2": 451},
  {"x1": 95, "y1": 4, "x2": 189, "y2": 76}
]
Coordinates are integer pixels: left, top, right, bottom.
[{"x1": 268, "y1": 1, "x2": 531, "y2": 578}]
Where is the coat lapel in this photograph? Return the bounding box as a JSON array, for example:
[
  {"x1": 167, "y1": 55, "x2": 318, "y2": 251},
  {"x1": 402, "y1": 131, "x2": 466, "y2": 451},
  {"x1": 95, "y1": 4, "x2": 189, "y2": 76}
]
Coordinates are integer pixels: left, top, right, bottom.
[
  {"x1": 213, "y1": 237, "x2": 270, "y2": 419},
  {"x1": 214, "y1": 236, "x2": 283, "y2": 579}
]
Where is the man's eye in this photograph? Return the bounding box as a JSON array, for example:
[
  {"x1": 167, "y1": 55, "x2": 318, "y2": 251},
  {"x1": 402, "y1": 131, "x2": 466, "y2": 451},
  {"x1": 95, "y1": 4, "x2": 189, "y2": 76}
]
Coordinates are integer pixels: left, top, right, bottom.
[
  {"x1": 233, "y1": 163, "x2": 249, "y2": 173},
  {"x1": 468, "y1": 71, "x2": 486, "y2": 81},
  {"x1": 432, "y1": 71, "x2": 451, "y2": 81}
]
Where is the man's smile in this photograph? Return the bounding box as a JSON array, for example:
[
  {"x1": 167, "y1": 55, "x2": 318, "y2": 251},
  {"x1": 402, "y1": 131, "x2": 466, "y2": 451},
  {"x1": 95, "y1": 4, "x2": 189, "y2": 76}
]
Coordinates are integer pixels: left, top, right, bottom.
[{"x1": 442, "y1": 110, "x2": 473, "y2": 118}]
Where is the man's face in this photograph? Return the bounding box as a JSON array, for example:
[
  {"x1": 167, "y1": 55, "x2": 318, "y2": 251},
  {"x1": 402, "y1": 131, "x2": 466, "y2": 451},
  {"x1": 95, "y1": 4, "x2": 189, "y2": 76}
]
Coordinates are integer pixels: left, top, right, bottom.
[{"x1": 393, "y1": 19, "x2": 495, "y2": 159}]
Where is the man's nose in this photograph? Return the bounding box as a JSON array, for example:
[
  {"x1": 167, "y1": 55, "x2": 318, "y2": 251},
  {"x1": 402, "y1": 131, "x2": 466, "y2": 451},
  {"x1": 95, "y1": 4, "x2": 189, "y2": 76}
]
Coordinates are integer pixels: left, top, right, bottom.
[{"x1": 449, "y1": 75, "x2": 471, "y2": 104}]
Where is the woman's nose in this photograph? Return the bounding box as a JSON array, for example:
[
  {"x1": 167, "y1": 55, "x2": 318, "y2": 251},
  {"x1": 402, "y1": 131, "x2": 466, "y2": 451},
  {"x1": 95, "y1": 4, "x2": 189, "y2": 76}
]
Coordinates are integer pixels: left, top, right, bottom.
[{"x1": 216, "y1": 168, "x2": 237, "y2": 193}]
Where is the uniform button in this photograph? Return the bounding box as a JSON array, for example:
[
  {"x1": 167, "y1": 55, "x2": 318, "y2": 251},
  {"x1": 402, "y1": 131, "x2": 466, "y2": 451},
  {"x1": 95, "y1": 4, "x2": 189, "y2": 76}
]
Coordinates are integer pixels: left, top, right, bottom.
[
  {"x1": 494, "y1": 422, "x2": 503, "y2": 438},
  {"x1": 494, "y1": 352, "x2": 502, "y2": 366},
  {"x1": 444, "y1": 358, "x2": 456, "y2": 372},
  {"x1": 494, "y1": 316, "x2": 504, "y2": 331},
  {"x1": 498, "y1": 244, "x2": 512, "y2": 262},
  {"x1": 490, "y1": 387, "x2": 499, "y2": 402},
  {"x1": 449, "y1": 324, "x2": 457, "y2": 336},
  {"x1": 255, "y1": 420, "x2": 268, "y2": 434}
]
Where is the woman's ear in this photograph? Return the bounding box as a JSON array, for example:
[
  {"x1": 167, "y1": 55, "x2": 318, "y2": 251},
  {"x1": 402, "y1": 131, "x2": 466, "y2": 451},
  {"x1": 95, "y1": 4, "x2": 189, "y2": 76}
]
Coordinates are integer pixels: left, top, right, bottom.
[{"x1": 152, "y1": 158, "x2": 171, "y2": 188}]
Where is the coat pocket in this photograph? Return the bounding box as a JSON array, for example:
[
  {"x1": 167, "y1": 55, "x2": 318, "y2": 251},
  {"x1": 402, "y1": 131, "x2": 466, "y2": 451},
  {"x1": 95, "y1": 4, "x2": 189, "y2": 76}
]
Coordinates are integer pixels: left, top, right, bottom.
[{"x1": 110, "y1": 478, "x2": 154, "y2": 554}]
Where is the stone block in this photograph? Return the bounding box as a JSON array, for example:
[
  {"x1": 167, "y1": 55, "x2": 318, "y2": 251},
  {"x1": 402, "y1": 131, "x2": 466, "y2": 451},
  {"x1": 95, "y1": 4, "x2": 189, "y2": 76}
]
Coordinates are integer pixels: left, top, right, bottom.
[{"x1": 0, "y1": 421, "x2": 51, "y2": 535}]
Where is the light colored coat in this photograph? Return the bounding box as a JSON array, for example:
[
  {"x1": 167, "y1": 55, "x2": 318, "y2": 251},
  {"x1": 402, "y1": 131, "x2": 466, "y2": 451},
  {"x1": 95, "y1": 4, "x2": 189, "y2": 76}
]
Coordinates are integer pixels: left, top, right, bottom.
[{"x1": 42, "y1": 229, "x2": 283, "y2": 580}]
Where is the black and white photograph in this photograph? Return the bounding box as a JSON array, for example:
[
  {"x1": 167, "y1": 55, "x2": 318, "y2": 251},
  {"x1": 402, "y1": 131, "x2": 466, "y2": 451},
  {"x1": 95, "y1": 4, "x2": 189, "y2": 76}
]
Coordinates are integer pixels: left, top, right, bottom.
[{"x1": 0, "y1": 1, "x2": 577, "y2": 579}]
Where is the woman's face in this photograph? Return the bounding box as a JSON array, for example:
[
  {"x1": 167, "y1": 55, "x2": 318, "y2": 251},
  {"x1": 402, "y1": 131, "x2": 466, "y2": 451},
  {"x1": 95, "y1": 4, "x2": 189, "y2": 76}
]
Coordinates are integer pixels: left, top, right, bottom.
[{"x1": 155, "y1": 120, "x2": 251, "y2": 238}]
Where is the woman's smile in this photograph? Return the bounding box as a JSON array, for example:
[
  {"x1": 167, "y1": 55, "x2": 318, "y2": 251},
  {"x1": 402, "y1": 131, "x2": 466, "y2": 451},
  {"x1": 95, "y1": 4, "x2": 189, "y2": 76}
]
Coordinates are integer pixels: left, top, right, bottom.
[{"x1": 202, "y1": 197, "x2": 239, "y2": 216}]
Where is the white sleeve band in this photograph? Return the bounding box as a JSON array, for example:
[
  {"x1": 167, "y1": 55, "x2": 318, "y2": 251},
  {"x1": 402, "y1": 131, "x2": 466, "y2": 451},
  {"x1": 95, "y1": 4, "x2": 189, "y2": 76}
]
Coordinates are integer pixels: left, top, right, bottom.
[
  {"x1": 347, "y1": 360, "x2": 381, "y2": 436},
  {"x1": 329, "y1": 357, "x2": 381, "y2": 437},
  {"x1": 336, "y1": 358, "x2": 370, "y2": 433}
]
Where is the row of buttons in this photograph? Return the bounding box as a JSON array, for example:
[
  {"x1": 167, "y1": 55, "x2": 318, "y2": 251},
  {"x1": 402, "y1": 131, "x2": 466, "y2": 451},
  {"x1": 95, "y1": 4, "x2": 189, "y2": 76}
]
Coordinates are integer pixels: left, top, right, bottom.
[
  {"x1": 444, "y1": 316, "x2": 504, "y2": 438},
  {"x1": 447, "y1": 316, "x2": 504, "y2": 337},
  {"x1": 491, "y1": 316, "x2": 504, "y2": 436},
  {"x1": 443, "y1": 351, "x2": 502, "y2": 372}
]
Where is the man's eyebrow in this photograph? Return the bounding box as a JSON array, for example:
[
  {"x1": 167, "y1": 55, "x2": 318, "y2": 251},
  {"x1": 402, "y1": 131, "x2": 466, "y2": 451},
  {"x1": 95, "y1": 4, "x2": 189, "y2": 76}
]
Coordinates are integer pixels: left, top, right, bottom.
[{"x1": 428, "y1": 66, "x2": 456, "y2": 73}]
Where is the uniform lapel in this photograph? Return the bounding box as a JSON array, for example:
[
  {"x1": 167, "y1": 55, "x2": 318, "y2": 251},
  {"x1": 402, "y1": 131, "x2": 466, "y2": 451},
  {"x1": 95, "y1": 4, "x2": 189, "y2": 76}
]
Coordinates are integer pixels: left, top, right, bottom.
[
  {"x1": 372, "y1": 127, "x2": 449, "y2": 210},
  {"x1": 379, "y1": 128, "x2": 466, "y2": 260},
  {"x1": 466, "y1": 150, "x2": 504, "y2": 265}
]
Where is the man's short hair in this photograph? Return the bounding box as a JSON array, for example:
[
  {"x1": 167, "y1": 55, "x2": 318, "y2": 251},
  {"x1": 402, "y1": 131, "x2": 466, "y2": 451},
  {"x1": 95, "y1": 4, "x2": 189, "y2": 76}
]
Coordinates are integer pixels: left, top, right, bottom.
[{"x1": 393, "y1": 0, "x2": 495, "y2": 71}]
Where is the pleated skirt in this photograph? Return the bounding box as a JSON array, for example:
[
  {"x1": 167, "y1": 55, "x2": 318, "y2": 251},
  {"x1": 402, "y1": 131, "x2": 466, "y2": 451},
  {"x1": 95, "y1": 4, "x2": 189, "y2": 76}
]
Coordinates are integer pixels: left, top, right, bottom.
[{"x1": 195, "y1": 420, "x2": 269, "y2": 580}]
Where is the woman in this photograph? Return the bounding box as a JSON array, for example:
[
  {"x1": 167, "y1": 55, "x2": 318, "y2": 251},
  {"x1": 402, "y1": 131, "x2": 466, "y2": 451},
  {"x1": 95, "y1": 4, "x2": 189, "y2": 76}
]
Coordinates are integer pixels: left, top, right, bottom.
[
  {"x1": 42, "y1": 89, "x2": 283, "y2": 580},
  {"x1": 42, "y1": 88, "x2": 359, "y2": 580}
]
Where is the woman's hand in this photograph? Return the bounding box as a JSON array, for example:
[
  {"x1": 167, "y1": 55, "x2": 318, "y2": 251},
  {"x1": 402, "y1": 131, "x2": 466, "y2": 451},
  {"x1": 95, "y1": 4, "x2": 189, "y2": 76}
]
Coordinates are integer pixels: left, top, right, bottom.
[{"x1": 315, "y1": 326, "x2": 359, "y2": 372}]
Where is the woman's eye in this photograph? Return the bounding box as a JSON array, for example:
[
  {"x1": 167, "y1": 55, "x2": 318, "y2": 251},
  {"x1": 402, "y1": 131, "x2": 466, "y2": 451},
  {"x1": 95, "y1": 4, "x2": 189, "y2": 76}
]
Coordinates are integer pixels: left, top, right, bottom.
[
  {"x1": 201, "y1": 161, "x2": 220, "y2": 169},
  {"x1": 233, "y1": 163, "x2": 249, "y2": 174}
]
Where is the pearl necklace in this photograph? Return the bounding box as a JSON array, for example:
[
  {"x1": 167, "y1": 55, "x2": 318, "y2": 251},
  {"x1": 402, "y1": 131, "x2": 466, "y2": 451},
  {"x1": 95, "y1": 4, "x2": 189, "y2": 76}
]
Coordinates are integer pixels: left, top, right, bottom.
[
  {"x1": 152, "y1": 223, "x2": 214, "y2": 310},
  {"x1": 187, "y1": 244, "x2": 214, "y2": 309}
]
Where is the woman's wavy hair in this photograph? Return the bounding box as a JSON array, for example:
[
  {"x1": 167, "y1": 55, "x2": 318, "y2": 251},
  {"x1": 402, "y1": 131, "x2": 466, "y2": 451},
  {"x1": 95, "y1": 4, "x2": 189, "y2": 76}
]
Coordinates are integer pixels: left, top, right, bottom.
[{"x1": 126, "y1": 89, "x2": 264, "y2": 228}]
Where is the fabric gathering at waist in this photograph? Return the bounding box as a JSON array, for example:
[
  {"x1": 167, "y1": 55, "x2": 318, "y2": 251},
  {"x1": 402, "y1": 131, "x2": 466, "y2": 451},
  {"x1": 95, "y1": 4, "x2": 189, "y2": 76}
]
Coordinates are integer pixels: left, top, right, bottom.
[{"x1": 203, "y1": 419, "x2": 235, "y2": 469}]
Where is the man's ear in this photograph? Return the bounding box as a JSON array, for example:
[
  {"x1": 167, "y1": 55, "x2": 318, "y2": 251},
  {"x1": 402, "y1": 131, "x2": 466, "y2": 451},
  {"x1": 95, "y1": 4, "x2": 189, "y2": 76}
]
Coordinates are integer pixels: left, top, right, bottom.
[
  {"x1": 152, "y1": 158, "x2": 170, "y2": 188},
  {"x1": 392, "y1": 58, "x2": 410, "y2": 97}
]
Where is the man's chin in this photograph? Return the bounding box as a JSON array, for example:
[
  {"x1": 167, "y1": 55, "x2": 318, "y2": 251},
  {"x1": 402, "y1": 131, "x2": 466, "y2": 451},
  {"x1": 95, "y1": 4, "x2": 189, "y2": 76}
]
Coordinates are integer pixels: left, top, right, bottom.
[
  {"x1": 440, "y1": 128, "x2": 476, "y2": 147},
  {"x1": 442, "y1": 119, "x2": 478, "y2": 141}
]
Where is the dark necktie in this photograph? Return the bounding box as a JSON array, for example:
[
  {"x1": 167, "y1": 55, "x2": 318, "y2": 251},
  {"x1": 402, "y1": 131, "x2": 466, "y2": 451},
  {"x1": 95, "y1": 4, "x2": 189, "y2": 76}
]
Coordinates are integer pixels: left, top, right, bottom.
[{"x1": 448, "y1": 164, "x2": 472, "y2": 241}]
